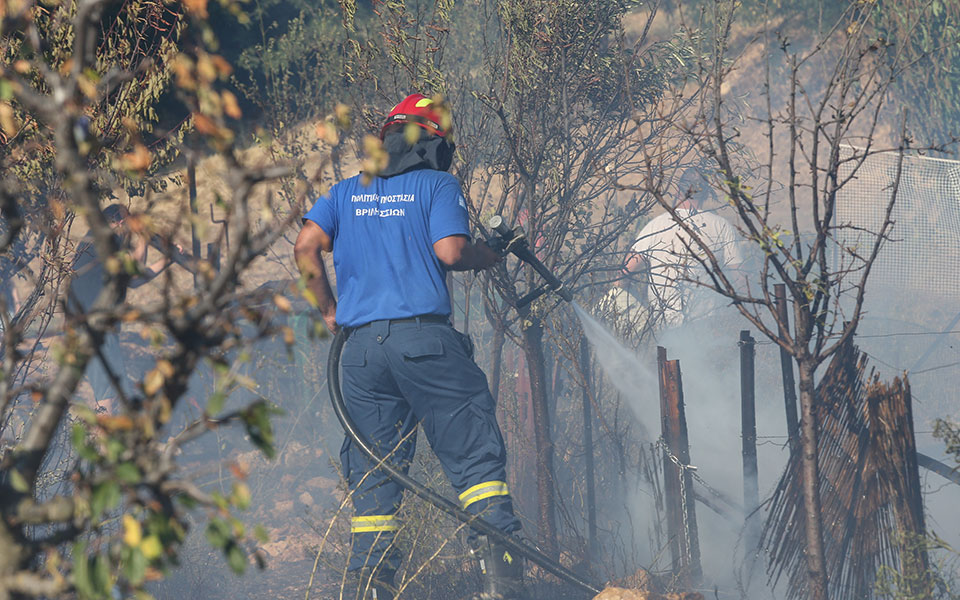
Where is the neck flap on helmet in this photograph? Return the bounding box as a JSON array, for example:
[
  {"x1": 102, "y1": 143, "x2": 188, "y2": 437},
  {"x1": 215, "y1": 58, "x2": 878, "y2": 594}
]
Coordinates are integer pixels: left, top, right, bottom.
[{"x1": 377, "y1": 128, "x2": 456, "y2": 178}]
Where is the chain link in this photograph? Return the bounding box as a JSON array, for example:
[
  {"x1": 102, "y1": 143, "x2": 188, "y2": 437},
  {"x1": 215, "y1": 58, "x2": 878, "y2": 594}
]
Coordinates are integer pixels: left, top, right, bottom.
[
  {"x1": 657, "y1": 436, "x2": 732, "y2": 503},
  {"x1": 656, "y1": 437, "x2": 695, "y2": 569}
]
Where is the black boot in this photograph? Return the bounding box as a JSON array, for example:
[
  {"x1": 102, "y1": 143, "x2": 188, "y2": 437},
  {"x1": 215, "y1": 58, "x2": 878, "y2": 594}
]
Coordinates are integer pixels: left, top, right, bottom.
[
  {"x1": 469, "y1": 535, "x2": 527, "y2": 600},
  {"x1": 348, "y1": 567, "x2": 396, "y2": 600}
]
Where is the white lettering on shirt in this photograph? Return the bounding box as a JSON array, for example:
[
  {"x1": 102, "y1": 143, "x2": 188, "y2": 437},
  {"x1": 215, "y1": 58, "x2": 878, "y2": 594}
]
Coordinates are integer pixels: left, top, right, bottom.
[
  {"x1": 351, "y1": 193, "x2": 415, "y2": 203},
  {"x1": 351, "y1": 193, "x2": 414, "y2": 218},
  {"x1": 355, "y1": 207, "x2": 406, "y2": 217}
]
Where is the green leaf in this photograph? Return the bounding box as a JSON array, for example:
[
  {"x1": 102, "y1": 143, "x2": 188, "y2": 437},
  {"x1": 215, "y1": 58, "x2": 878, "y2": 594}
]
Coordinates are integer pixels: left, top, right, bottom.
[
  {"x1": 177, "y1": 494, "x2": 198, "y2": 510},
  {"x1": 207, "y1": 391, "x2": 226, "y2": 415},
  {"x1": 226, "y1": 542, "x2": 247, "y2": 575},
  {"x1": 243, "y1": 402, "x2": 282, "y2": 459},
  {"x1": 205, "y1": 518, "x2": 230, "y2": 549},
  {"x1": 115, "y1": 463, "x2": 141, "y2": 485},
  {"x1": 73, "y1": 543, "x2": 95, "y2": 599},
  {"x1": 253, "y1": 524, "x2": 269, "y2": 544},
  {"x1": 211, "y1": 491, "x2": 229, "y2": 511},
  {"x1": 92, "y1": 553, "x2": 112, "y2": 596},
  {"x1": 122, "y1": 546, "x2": 147, "y2": 586},
  {"x1": 231, "y1": 482, "x2": 251, "y2": 510},
  {"x1": 229, "y1": 517, "x2": 245, "y2": 539},
  {"x1": 0, "y1": 79, "x2": 12, "y2": 101},
  {"x1": 212, "y1": 360, "x2": 230, "y2": 377},
  {"x1": 91, "y1": 481, "x2": 121, "y2": 518},
  {"x1": 71, "y1": 423, "x2": 86, "y2": 447},
  {"x1": 71, "y1": 424, "x2": 99, "y2": 461},
  {"x1": 106, "y1": 438, "x2": 125, "y2": 463},
  {"x1": 9, "y1": 469, "x2": 29, "y2": 493}
]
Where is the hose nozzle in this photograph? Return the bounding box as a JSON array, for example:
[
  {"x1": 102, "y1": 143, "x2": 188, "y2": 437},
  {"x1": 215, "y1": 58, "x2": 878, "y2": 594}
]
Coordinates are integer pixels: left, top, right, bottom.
[
  {"x1": 486, "y1": 215, "x2": 572, "y2": 307},
  {"x1": 488, "y1": 215, "x2": 513, "y2": 239}
]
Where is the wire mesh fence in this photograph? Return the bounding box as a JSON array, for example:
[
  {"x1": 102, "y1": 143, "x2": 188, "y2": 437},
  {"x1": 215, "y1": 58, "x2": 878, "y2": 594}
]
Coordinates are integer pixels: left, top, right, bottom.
[{"x1": 835, "y1": 146, "x2": 960, "y2": 301}]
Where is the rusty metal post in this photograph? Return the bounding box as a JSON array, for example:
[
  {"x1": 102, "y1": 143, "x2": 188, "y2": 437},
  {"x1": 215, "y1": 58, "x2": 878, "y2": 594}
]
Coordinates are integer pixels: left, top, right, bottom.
[
  {"x1": 739, "y1": 330, "x2": 761, "y2": 554},
  {"x1": 658, "y1": 347, "x2": 681, "y2": 573},
  {"x1": 775, "y1": 284, "x2": 799, "y2": 450},
  {"x1": 658, "y1": 346, "x2": 702, "y2": 584},
  {"x1": 206, "y1": 243, "x2": 220, "y2": 272}
]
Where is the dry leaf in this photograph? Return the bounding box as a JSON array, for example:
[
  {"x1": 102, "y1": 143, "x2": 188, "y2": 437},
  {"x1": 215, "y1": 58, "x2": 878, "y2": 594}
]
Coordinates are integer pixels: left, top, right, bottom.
[
  {"x1": 77, "y1": 75, "x2": 97, "y2": 99},
  {"x1": 229, "y1": 461, "x2": 249, "y2": 480},
  {"x1": 196, "y1": 53, "x2": 216, "y2": 83},
  {"x1": 144, "y1": 368, "x2": 164, "y2": 396},
  {"x1": 334, "y1": 102, "x2": 351, "y2": 128},
  {"x1": 404, "y1": 122, "x2": 420, "y2": 145},
  {"x1": 156, "y1": 359, "x2": 175, "y2": 378},
  {"x1": 361, "y1": 134, "x2": 388, "y2": 178},
  {"x1": 97, "y1": 414, "x2": 134, "y2": 431},
  {"x1": 172, "y1": 55, "x2": 196, "y2": 90},
  {"x1": 211, "y1": 55, "x2": 233, "y2": 77},
  {"x1": 120, "y1": 144, "x2": 151, "y2": 172},
  {"x1": 50, "y1": 198, "x2": 65, "y2": 220},
  {"x1": 273, "y1": 294, "x2": 292, "y2": 313},
  {"x1": 140, "y1": 536, "x2": 162, "y2": 560},
  {"x1": 181, "y1": 0, "x2": 208, "y2": 18},
  {"x1": 0, "y1": 102, "x2": 18, "y2": 138},
  {"x1": 316, "y1": 121, "x2": 338, "y2": 145},
  {"x1": 121, "y1": 117, "x2": 139, "y2": 135},
  {"x1": 122, "y1": 514, "x2": 143, "y2": 547},
  {"x1": 192, "y1": 112, "x2": 218, "y2": 135},
  {"x1": 222, "y1": 91, "x2": 241, "y2": 119}
]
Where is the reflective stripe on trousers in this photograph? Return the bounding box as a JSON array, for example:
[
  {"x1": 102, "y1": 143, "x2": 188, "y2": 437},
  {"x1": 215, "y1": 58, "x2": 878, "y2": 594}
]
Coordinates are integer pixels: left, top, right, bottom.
[
  {"x1": 351, "y1": 515, "x2": 400, "y2": 534},
  {"x1": 459, "y1": 480, "x2": 510, "y2": 510}
]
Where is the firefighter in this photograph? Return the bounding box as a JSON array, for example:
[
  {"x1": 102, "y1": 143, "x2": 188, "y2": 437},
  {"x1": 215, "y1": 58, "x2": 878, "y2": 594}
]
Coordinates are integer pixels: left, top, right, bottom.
[
  {"x1": 294, "y1": 94, "x2": 526, "y2": 600},
  {"x1": 625, "y1": 167, "x2": 745, "y2": 328}
]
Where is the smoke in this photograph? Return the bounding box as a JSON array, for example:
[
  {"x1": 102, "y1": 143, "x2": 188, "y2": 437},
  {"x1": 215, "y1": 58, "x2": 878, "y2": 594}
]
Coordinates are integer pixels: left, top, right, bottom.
[{"x1": 575, "y1": 299, "x2": 793, "y2": 595}]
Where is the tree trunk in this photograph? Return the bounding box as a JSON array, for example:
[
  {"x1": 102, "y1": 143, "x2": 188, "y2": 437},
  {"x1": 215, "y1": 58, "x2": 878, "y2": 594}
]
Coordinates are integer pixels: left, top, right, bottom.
[
  {"x1": 796, "y1": 360, "x2": 829, "y2": 600},
  {"x1": 519, "y1": 315, "x2": 558, "y2": 557},
  {"x1": 579, "y1": 335, "x2": 598, "y2": 559}
]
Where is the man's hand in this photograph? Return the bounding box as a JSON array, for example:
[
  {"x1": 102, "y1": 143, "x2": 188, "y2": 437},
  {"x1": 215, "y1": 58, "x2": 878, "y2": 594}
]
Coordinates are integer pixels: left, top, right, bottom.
[
  {"x1": 473, "y1": 242, "x2": 502, "y2": 271},
  {"x1": 321, "y1": 306, "x2": 339, "y2": 335}
]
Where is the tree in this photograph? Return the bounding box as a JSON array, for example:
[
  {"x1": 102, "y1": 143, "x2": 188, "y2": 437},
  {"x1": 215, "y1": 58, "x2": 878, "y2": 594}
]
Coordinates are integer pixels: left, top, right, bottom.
[
  {"x1": 0, "y1": 0, "x2": 309, "y2": 596},
  {"x1": 622, "y1": 1, "x2": 957, "y2": 598},
  {"x1": 471, "y1": 0, "x2": 698, "y2": 555}
]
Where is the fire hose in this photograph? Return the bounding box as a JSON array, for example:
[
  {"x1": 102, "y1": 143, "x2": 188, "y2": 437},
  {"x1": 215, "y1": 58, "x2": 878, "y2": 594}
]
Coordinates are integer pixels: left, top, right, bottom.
[{"x1": 326, "y1": 217, "x2": 600, "y2": 597}]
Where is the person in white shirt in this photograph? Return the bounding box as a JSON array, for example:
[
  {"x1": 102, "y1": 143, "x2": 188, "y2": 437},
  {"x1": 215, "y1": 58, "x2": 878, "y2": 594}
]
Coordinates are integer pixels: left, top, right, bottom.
[{"x1": 624, "y1": 168, "x2": 745, "y2": 328}]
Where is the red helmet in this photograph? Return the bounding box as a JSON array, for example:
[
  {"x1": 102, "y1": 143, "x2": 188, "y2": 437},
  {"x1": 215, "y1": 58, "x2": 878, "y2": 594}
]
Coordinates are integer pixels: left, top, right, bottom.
[{"x1": 380, "y1": 93, "x2": 449, "y2": 139}]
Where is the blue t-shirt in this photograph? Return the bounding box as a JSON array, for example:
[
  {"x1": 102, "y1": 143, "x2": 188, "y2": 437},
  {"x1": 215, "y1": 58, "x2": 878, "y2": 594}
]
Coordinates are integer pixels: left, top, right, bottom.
[{"x1": 303, "y1": 170, "x2": 470, "y2": 327}]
